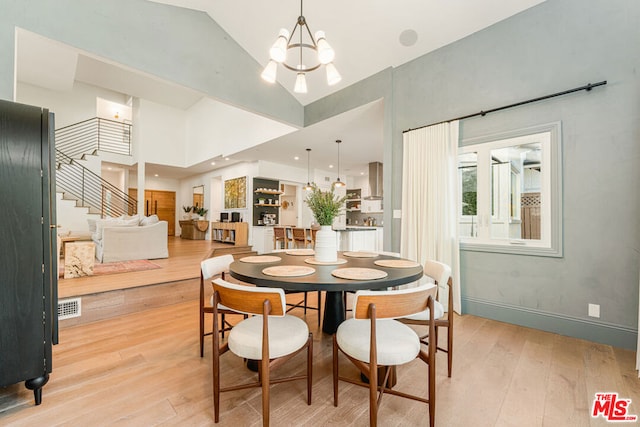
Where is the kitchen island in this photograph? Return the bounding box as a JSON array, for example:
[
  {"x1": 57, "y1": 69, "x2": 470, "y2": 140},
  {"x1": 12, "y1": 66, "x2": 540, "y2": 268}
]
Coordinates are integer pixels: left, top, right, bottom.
[
  {"x1": 335, "y1": 226, "x2": 383, "y2": 252},
  {"x1": 252, "y1": 225, "x2": 384, "y2": 254}
]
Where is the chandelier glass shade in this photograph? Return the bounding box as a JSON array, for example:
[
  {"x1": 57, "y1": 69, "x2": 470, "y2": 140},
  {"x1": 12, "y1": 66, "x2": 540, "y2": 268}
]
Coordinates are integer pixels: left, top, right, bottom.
[{"x1": 261, "y1": 0, "x2": 341, "y2": 93}]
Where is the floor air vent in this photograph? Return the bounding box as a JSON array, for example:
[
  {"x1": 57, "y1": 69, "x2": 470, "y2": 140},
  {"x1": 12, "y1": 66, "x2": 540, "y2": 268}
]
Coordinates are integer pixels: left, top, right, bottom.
[{"x1": 58, "y1": 297, "x2": 81, "y2": 320}]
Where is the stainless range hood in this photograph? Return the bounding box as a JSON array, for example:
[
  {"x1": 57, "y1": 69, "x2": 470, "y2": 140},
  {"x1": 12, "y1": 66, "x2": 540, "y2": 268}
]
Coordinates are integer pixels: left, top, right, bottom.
[{"x1": 365, "y1": 162, "x2": 383, "y2": 200}]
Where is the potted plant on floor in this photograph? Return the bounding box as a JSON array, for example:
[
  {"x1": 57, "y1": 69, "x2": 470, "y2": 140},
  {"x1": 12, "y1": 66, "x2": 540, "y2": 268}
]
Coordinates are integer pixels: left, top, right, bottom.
[{"x1": 304, "y1": 183, "x2": 346, "y2": 262}]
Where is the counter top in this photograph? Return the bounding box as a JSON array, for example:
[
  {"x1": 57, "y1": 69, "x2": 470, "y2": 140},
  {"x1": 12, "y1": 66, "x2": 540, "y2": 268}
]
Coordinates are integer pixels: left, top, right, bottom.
[{"x1": 334, "y1": 226, "x2": 378, "y2": 231}]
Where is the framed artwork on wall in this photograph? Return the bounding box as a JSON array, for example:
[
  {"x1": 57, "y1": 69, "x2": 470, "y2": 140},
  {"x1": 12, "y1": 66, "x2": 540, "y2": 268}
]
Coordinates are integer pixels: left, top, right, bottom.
[{"x1": 224, "y1": 176, "x2": 247, "y2": 209}]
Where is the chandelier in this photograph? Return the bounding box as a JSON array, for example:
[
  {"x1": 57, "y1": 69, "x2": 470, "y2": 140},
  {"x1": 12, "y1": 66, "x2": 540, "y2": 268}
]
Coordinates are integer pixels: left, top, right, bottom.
[{"x1": 261, "y1": 0, "x2": 341, "y2": 94}]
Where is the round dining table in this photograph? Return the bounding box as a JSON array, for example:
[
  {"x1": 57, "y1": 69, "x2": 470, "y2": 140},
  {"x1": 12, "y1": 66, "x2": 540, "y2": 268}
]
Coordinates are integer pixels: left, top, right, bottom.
[{"x1": 229, "y1": 250, "x2": 424, "y2": 334}]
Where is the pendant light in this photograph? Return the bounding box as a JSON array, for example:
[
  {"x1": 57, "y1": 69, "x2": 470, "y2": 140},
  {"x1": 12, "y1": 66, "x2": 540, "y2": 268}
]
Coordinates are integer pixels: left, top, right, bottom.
[
  {"x1": 303, "y1": 148, "x2": 313, "y2": 190},
  {"x1": 261, "y1": 0, "x2": 341, "y2": 93},
  {"x1": 333, "y1": 139, "x2": 346, "y2": 187}
]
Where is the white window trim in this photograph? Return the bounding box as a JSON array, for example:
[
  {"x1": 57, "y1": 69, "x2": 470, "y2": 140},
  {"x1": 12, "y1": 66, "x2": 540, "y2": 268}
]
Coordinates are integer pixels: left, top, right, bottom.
[{"x1": 459, "y1": 122, "x2": 563, "y2": 257}]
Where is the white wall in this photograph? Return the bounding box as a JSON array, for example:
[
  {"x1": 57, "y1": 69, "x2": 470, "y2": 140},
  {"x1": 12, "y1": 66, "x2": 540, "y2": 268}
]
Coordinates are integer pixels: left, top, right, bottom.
[
  {"x1": 136, "y1": 99, "x2": 186, "y2": 167},
  {"x1": 178, "y1": 161, "x2": 258, "y2": 237},
  {"x1": 17, "y1": 81, "x2": 127, "y2": 128},
  {"x1": 185, "y1": 98, "x2": 297, "y2": 165}
]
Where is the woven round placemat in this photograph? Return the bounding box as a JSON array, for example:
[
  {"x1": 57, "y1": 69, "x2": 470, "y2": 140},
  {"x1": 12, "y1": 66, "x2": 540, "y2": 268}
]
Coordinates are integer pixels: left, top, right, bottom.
[
  {"x1": 262, "y1": 265, "x2": 315, "y2": 277},
  {"x1": 331, "y1": 267, "x2": 388, "y2": 280},
  {"x1": 285, "y1": 249, "x2": 315, "y2": 256},
  {"x1": 343, "y1": 251, "x2": 379, "y2": 258},
  {"x1": 304, "y1": 257, "x2": 348, "y2": 265},
  {"x1": 239, "y1": 255, "x2": 282, "y2": 263},
  {"x1": 374, "y1": 259, "x2": 420, "y2": 268}
]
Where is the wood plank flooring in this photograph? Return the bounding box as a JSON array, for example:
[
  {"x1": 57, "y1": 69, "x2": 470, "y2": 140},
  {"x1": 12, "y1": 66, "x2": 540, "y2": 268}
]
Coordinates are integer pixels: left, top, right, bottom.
[
  {"x1": 6, "y1": 239, "x2": 640, "y2": 425},
  {"x1": 2, "y1": 297, "x2": 639, "y2": 426},
  {"x1": 58, "y1": 237, "x2": 225, "y2": 299}
]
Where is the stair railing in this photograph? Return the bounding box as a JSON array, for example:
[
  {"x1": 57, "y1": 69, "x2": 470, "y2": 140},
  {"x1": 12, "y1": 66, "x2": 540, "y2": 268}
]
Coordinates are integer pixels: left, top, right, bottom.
[
  {"x1": 56, "y1": 117, "x2": 131, "y2": 159},
  {"x1": 55, "y1": 150, "x2": 136, "y2": 218}
]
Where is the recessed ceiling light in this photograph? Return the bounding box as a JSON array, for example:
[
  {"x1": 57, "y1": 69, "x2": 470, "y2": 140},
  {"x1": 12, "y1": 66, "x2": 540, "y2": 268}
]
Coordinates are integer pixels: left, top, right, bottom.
[
  {"x1": 360, "y1": 172, "x2": 365, "y2": 175},
  {"x1": 399, "y1": 29, "x2": 418, "y2": 47},
  {"x1": 294, "y1": 156, "x2": 299, "y2": 160},
  {"x1": 329, "y1": 164, "x2": 334, "y2": 169},
  {"x1": 225, "y1": 157, "x2": 230, "y2": 161},
  {"x1": 211, "y1": 161, "x2": 216, "y2": 165},
  {"x1": 154, "y1": 174, "x2": 159, "y2": 177}
]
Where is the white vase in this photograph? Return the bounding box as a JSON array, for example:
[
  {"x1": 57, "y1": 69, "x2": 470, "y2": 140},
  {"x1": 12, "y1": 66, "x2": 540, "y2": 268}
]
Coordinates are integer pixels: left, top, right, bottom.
[{"x1": 315, "y1": 225, "x2": 337, "y2": 262}]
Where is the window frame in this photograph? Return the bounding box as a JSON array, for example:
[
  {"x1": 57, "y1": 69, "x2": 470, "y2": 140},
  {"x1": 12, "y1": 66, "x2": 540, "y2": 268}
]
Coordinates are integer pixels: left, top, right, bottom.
[{"x1": 459, "y1": 122, "x2": 563, "y2": 257}]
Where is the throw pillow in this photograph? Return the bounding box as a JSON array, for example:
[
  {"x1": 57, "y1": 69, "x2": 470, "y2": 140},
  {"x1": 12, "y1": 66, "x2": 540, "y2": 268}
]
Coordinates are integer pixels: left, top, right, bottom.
[{"x1": 140, "y1": 214, "x2": 159, "y2": 226}]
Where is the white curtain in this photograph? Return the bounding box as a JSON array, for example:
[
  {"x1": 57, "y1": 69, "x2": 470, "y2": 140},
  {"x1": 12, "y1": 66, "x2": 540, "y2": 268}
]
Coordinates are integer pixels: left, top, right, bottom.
[
  {"x1": 636, "y1": 270, "x2": 640, "y2": 377},
  {"x1": 400, "y1": 121, "x2": 461, "y2": 314}
]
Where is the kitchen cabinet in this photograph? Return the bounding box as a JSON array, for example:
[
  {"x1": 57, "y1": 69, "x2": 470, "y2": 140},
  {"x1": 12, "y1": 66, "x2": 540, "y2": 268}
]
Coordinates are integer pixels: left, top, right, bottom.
[
  {"x1": 252, "y1": 226, "x2": 275, "y2": 254},
  {"x1": 337, "y1": 228, "x2": 378, "y2": 252},
  {"x1": 361, "y1": 198, "x2": 383, "y2": 213},
  {"x1": 0, "y1": 100, "x2": 58, "y2": 405},
  {"x1": 345, "y1": 188, "x2": 361, "y2": 212}
]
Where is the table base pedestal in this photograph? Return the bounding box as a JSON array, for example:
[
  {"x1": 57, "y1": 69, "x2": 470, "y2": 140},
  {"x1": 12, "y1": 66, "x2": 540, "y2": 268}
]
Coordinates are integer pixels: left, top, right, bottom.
[{"x1": 322, "y1": 291, "x2": 345, "y2": 334}]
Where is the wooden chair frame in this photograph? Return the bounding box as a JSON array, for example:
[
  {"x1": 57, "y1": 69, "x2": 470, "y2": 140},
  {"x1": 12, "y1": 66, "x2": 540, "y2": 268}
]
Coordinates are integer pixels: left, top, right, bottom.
[
  {"x1": 286, "y1": 290, "x2": 322, "y2": 327},
  {"x1": 291, "y1": 227, "x2": 309, "y2": 248},
  {"x1": 271, "y1": 249, "x2": 322, "y2": 326},
  {"x1": 212, "y1": 280, "x2": 313, "y2": 426},
  {"x1": 199, "y1": 256, "x2": 248, "y2": 357},
  {"x1": 400, "y1": 276, "x2": 454, "y2": 377},
  {"x1": 333, "y1": 287, "x2": 437, "y2": 426},
  {"x1": 273, "y1": 226, "x2": 289, "y2": 249}
]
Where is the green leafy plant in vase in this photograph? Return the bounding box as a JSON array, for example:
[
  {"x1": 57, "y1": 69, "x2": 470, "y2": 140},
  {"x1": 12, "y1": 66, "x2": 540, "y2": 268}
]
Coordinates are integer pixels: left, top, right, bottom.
[
  {"x1": 304, "y1": 184, "x2": 346, "y2": 262},
  {"x1": 196, "y1": 207, "x2": 208, "y2": 220},
  {"x1": 182, "y1": 205, "x2": 194, "y2": 219}
]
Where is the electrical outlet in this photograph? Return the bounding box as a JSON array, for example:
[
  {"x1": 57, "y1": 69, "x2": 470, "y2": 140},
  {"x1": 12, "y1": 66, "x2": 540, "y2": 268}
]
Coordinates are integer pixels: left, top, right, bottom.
[{"x1": 588, "y1": 303, "x2": 600, "y2": 318}]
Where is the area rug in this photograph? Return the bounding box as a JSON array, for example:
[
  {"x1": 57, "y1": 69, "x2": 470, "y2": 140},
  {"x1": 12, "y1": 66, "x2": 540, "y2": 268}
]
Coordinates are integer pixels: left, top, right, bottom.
[{"x1": 59, "y1": 259, "x2": 161, "y2": 279}]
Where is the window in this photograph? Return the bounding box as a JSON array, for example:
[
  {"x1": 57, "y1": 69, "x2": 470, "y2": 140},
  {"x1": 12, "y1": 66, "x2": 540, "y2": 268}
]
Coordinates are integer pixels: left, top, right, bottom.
[{"x1": 458, "y1": 122, "x2": 562, "y2": 257}]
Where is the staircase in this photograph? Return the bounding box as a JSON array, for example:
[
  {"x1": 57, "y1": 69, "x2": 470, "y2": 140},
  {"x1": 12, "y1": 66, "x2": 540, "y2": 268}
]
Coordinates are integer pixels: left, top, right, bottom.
[{"x1": 55, "y1": 118, "x2": 136, "y2": 219}]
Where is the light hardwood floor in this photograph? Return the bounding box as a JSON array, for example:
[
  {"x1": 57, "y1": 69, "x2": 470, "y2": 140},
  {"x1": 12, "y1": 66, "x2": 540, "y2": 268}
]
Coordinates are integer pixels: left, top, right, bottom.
[
  {"x1": 58, "y1": 237, "x2": 218, "y2": 299},
  {"x1": 2, "y1": 294, "x2": 639, "y2": 426}
]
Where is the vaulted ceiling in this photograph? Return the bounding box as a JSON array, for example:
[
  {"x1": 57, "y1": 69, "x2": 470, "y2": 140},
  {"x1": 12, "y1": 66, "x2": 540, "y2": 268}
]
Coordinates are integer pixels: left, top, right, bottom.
[{"x1": 16, "y1": 1, "x2": 546, "y2": 178}]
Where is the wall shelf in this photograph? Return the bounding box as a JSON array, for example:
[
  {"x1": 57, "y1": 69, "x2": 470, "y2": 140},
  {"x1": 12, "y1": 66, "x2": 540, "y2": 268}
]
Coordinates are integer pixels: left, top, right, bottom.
[
  {"x1": 254, "y1": 189, "x2": 283, "y2": 195},
  {"x1": 253, "y1": 178, "x2": 281, "y2": 226}
]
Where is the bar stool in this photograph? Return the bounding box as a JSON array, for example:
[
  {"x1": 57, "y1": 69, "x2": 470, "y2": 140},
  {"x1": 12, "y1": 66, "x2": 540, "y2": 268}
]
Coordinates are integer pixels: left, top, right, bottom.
[
  {"x1": 273, "y1": 226, "x2": 288, "y2": 249},
  {"x1": 292, "y1": 227, "x2": 308, "y2": 248}
]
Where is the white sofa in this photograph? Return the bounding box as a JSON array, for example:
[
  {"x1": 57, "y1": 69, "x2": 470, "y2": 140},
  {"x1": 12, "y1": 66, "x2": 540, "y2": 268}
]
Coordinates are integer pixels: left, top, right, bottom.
[{"x1": 91, "y1": 215, "x2": 169, "y2": 263}]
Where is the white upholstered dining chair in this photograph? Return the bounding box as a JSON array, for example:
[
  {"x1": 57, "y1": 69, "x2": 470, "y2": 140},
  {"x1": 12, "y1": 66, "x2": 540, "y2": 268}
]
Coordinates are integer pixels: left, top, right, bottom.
[
  {"x1": 399, "y1": 259, "x2": 454, "y2": 377},
  {"x1": 333, "y1": 285, "x2": 437, "y2": 426},
  {"x1": 211, "y1": 278, "x2": 313, "y2": 426},
  {"x1": 199, "y1": 254, "x2": 247, "y2": 357}
]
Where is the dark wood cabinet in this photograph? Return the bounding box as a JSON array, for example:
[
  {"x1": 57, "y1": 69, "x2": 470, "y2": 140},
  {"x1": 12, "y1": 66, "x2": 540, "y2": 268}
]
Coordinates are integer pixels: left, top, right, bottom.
[{"x1": 0, "y1": 100, "x2": 58, "y2": 405}]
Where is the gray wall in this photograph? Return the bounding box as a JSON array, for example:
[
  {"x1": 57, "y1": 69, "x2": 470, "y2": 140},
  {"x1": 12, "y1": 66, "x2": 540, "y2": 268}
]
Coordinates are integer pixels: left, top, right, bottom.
[
  {"x1": 0, "y1": 0, "x2": 303, "y2": 127},
  {"x1": 309, "y1": 0, "x2": 640, "y2": 348},
  {"x1": 1, "y1": 0, "x2": 638, "y2": 348},
  {"x1": 391, "y1": 0, "x2": 640, "y2": 348}
]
